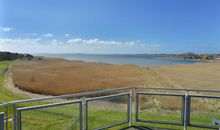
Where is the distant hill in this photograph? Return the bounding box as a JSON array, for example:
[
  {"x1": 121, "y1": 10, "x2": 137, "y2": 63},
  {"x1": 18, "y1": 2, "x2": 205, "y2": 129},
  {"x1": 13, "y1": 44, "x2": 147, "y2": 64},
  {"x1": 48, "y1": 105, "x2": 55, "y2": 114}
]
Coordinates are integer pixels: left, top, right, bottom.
[{"x1": 0, "y1": 52, "x2": 33, "y2": 61}]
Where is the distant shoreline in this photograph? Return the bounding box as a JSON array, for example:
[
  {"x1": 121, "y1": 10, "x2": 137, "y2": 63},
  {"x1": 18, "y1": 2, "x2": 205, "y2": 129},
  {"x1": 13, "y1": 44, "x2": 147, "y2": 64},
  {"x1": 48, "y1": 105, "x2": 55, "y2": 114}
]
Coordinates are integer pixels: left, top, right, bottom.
[
  {"x1": 161, "y1": 57, "x2": 220, "y2": 63},
  {"x1": 33, "y1": 53, "x2": 198, "y2": 67}
]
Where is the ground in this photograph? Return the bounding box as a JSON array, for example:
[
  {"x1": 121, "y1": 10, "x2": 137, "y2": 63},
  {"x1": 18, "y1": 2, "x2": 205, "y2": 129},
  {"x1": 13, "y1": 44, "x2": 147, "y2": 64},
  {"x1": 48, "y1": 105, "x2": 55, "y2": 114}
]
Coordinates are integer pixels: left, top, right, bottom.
[{"x1": 1, "y1": 60, "x2": 220, "y2": 130}]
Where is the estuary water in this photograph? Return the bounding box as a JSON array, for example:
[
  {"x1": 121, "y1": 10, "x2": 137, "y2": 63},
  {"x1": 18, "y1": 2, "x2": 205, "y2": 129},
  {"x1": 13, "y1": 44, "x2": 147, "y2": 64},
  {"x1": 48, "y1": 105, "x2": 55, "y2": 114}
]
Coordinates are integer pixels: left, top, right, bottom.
[{"x1": 35, "y1": 53, "x2": 197, "y2": 67}]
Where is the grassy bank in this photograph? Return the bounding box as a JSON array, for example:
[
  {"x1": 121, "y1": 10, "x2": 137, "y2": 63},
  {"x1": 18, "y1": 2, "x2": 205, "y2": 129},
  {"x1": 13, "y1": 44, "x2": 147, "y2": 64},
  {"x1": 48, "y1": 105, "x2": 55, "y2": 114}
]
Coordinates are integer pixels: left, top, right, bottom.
[{"x1": 0, "y1": 61, "x2": 27, "y2": 103}]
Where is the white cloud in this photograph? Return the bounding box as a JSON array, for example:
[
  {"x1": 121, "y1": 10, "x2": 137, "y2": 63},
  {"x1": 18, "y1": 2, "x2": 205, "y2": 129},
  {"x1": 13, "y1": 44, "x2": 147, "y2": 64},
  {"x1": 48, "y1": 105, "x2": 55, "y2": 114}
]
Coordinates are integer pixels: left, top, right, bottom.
[
  {"x1": 0, "y1": 37, "x2": 161, "y2": 54},
  {"x1": 67, "y1": 38, "x2": 137, "y2": 47},
  {"x1": 42, "y1": 33, "x2": 53, "y2": 38},
  {"x1": 0, "y1": 38, "x2": 42, "y2": 53},
  {"x1": 65, "y1": 34, "x2": 70, "y2": 37},
  {"x1": 0, "y1": 27, "x2": 13, "y2": 32}
]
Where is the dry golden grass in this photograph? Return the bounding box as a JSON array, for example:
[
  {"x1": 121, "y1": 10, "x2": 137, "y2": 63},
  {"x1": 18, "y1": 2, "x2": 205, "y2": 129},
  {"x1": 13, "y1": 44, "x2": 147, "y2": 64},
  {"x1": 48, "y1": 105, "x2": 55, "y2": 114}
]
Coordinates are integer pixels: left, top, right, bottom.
[
  {"x1": 152, "y1": 62, "x2": 220, "y2": 90},
  {"x1": 11, "y1": 58, "x2": 220, "y2": 96},
  {"x1": 12, "y1": 58, "x2": 151, "y2": 95}
]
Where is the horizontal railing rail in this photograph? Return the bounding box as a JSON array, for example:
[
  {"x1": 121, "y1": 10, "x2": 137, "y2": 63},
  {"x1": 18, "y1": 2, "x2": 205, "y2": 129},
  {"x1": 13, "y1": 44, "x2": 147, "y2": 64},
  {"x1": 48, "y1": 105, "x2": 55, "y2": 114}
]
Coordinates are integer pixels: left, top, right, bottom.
[
  {"x1": 0, "y1": 86, "x2": 220, "y2": 130},
  {"x1": 134, "y1": 86, "x2": 220, "y2": 93}
]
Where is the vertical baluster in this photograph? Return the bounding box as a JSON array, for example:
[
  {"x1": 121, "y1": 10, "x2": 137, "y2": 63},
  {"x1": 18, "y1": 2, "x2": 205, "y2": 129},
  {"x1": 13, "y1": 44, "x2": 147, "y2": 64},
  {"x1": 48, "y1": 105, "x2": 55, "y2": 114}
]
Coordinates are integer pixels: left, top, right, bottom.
[
  {"x1": 6, "y1": 105, "x2": 8, "y2": 130},
  {"x1": 13, "y1": 104, "x2": 17, "y2": 130},
  {"x1": 0, "y1": 112, "x2": 4, "y2": 130}
]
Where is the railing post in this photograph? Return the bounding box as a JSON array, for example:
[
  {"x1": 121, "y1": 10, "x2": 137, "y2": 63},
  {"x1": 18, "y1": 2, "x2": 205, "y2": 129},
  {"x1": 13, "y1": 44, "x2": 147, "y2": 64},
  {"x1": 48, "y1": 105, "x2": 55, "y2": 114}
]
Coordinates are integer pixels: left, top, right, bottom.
[
  {"x1": 135, "y1": 90, "x2": 139, "y2": 123},
  {"x1": 82, "y1": 97, "x2": 87, "y2": 130},
  {"x1": 6, "y1": 105, "x2": 9, "y2": 130},
  {"x1": 79, "y1": 100, "x2": 83, "y2": 130},
  {"x1": 133, "y1": 88, "x2": 137, "y2": 126},
  {"x1": 129, "y1": 89, "x2": 132, "y2": 127},
  {"x1": 17, "y1": 111, "x2": 21, "y2": 130},
  {"x1": 13, "y1": 104, "x2": 17, "y2": 130},
  {"x1": 184, "y1": 91, "x2": 188, "y2": 130},
  {"x1": 0, "y1": 112, "x2": 4, "y2": 130}
]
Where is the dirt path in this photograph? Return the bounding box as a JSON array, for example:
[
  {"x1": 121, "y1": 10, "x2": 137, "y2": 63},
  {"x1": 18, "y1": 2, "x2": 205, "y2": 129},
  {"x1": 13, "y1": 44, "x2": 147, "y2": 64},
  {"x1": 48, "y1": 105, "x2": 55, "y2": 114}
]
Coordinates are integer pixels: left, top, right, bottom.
[{"x1": 4, "y1": 64, "x2": 47, "y2": 99}]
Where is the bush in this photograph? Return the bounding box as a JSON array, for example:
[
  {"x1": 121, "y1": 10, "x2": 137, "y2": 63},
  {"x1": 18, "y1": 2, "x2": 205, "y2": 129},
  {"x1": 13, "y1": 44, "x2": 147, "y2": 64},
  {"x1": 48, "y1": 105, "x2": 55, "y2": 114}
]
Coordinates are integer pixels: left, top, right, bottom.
[{"x1": 0, "y1": 52, "x2": 33, "y2": 61}]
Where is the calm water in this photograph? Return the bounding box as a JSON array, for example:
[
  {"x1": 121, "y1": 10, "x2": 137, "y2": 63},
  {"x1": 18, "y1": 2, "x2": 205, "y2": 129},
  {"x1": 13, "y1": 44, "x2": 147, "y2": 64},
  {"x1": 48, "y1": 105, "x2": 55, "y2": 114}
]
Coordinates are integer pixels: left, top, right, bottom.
[{"x1": 35, "y1": 53, "x2": 197, "y2": 67}]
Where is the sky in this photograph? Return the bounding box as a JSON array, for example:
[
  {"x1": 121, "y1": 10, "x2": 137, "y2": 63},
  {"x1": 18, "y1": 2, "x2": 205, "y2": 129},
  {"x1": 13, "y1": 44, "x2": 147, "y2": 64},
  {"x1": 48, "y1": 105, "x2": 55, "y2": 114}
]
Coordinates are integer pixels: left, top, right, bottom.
[{"x1": 0, "y1": 0, "x2": 220, "y2": 54}]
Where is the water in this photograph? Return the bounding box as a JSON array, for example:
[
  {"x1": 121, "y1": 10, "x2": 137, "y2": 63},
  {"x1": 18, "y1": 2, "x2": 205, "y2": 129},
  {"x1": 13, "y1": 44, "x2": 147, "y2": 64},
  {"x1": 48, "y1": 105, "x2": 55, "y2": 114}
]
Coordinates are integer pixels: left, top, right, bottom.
[{"x1": 35, "y1": 53, "x2": 197, "y2": 67}]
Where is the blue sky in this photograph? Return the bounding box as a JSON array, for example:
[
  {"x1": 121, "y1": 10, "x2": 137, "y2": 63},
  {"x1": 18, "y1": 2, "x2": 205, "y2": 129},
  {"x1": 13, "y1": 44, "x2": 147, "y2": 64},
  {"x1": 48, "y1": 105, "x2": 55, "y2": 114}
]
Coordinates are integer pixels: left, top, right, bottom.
[{"x1": 0, "y1": 0, "x2": 220, "y2": 54}]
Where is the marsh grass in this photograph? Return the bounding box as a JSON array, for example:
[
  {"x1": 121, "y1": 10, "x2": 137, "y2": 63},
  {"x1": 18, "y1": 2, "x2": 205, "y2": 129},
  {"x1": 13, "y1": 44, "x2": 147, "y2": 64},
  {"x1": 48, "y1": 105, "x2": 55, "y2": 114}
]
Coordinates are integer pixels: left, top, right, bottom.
[{"x1": 12, "y1": 59, "x2": 149, "y2": 95}]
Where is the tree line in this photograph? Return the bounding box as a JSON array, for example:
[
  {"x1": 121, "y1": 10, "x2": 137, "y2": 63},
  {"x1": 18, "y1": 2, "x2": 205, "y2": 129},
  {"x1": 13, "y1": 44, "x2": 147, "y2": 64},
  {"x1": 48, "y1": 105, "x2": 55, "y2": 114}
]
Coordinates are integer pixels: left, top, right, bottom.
[
  {"x1": 174, "y1": 52, "x2": 215, "y2": 60},
  {"x1": 151, "y1": 53, "x2": 219, "y2": 60},
  {"x1": 0, "y1": 52, "x2": 34, "y2": 61}
]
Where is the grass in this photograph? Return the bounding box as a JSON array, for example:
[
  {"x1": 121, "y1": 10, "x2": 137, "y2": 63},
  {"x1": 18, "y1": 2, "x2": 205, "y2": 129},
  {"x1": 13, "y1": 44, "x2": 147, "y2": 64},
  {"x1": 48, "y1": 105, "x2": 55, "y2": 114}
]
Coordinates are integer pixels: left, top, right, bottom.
[
  {"x1": 151, "y1": 62, "x2": 220, "y2": 90},
  {"x1": 1, "y1": 60, "x2": 220, "y2": 130},
  {"x1": 12, "y1": 58, "x2": 149, "y2": 95},
  {"x1": 20, "y1": 105, "x2": 81, "y2": 130},
  {"x1": 19, "y1": 105, "x2": 129, "y2": 130},
  {"x1": 0, "y1": 61, "x2": 27, "y2": 103},
  {"x1": 21, "y1": 105, "x2": 218, "y2": 130}
]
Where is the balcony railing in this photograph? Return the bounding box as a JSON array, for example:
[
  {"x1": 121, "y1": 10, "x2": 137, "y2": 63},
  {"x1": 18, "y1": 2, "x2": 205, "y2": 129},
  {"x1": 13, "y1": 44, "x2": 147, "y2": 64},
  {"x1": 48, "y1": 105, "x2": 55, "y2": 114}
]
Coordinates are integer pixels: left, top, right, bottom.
[{"x1": 0, "y1": 86, "x2": 220, "y2": 130}]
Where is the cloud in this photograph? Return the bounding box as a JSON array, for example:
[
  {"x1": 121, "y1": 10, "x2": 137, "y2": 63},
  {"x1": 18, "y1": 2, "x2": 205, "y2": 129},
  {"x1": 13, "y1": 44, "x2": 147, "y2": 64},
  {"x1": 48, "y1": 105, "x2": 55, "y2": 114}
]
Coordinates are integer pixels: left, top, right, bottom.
[
  {"x1": 65, "y1": 34, "x2": 70, "y2": 37},
  {"x1": 0, "y1": 37, "x2": 161, "y2": 54},
  {"x1": 0, "y1": 27, "x2": 13, "y2": 32},
  {"x1": 0, "y1": 38, "x2": 41, "y2": 47},
  {"x1": 67, "y1": 38, "x2": 136, "y2": 47},
  {"x1": 42, "y1": 33, "x2": 53, "y2": 38},
  {"x1": 0, "y1": 38, "x2": 42, "y2": 53}
]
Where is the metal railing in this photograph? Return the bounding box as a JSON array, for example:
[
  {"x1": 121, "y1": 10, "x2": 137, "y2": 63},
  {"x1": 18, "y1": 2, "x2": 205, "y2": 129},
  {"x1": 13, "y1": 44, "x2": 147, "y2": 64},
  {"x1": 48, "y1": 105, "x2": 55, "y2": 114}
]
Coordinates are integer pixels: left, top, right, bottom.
[
  {"x1": 0, "y1": 86, "x2": 220, "y2": 130},
  {"x1": 135, "y1": 92, "x2": 185, "y2": 126},
  {"x1": 16, "y1": 100, "x2": 83, "y2": 130},
  {"x1": 187, "y1": 95, "x2": 220, "y2": 129},
  {"x1": 85, "y1": 93, "x2": 131, "y2": 130}
]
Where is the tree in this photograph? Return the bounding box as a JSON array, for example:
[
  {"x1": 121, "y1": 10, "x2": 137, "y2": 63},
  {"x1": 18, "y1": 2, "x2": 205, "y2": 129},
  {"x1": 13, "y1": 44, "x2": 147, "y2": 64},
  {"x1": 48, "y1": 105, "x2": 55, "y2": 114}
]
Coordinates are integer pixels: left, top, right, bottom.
[{"x1": 0, "y1": 52, "x2": 34, "y2": 61}]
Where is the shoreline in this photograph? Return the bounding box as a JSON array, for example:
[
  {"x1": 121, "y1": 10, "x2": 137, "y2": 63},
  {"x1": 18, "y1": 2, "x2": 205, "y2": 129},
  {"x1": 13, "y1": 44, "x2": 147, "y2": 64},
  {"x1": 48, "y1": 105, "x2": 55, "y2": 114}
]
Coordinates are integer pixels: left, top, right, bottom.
[
  {"x1": 35, "y1": 56, "x2": 198, "y2": 68},
  {"x1": 34, "y1": 53, "x2": 220, "y2": 62}
]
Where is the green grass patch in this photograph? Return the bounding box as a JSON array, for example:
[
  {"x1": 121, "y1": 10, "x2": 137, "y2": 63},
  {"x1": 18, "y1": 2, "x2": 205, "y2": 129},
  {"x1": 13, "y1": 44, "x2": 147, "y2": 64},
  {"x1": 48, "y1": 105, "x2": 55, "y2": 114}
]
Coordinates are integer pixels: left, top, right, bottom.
[{"x1": 0, "y1": 61, "x2": 27, "y2": 103}]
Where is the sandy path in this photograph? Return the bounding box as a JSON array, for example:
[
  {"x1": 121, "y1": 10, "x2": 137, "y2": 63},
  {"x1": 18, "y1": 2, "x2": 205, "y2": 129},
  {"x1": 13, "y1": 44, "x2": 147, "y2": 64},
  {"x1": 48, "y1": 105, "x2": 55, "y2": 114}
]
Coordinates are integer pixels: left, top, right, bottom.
[{"x1": 4, "y1": 65, "x2": 47, "y2": 99}]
